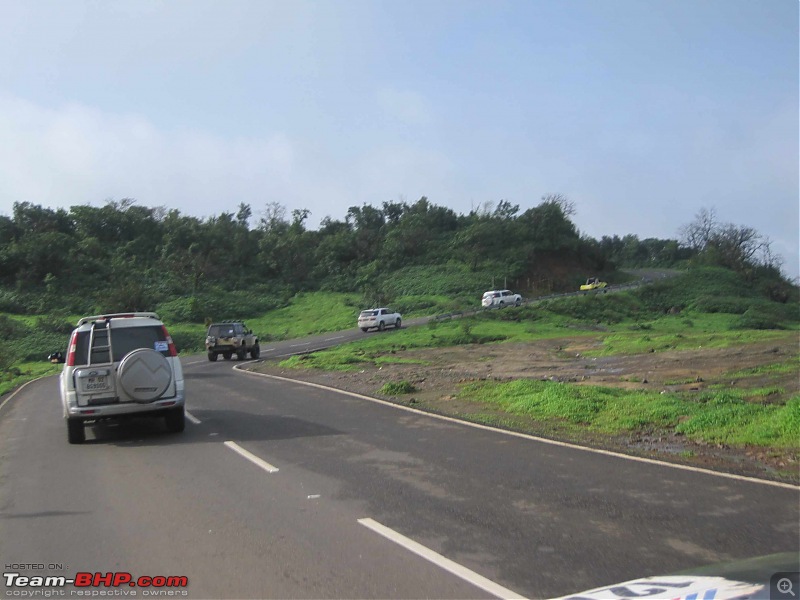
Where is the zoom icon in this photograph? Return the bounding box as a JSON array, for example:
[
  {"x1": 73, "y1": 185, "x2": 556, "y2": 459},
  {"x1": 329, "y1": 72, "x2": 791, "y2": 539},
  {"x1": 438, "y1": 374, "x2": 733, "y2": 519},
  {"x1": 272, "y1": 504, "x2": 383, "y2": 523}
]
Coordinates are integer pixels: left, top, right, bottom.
[{"x1": 773, "y1": 572, "x2": 800, "y2": 599}]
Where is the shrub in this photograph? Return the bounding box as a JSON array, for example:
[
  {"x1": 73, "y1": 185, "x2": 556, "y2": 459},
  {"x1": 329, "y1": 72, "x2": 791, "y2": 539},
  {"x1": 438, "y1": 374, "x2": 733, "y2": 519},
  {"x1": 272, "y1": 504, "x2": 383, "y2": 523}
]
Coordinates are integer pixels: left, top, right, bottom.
[
  {"x1": 0, "y1": 315, "x2": 28, "y2": 340},
  {"x1": 35, "y1": 315, "x2": 74, "y2": 334},
  {"x1": 538, "y1": 293, "x2": 641, "y2": 324},
  {"x1": 170, "y1": 330, "x2": 204, "y2": 354},
  {"x1": 7, "y1": 330, "x2": 69, "y2": 362},
  {"x1": 380, "y1": 380, "x2": 417, "y2": 395},
  {"x1": 0, "y1": 290, "x2": 25, "y2": 313},
  {"x1": 732, "y1": 309, "x2": 785, "y2": 331},
  {"x1": 157, "y1": 297, "x2": 207, "y2": 323},
  {"x1": 692, "y1": 295, "x2": 753, "y2": 315}
]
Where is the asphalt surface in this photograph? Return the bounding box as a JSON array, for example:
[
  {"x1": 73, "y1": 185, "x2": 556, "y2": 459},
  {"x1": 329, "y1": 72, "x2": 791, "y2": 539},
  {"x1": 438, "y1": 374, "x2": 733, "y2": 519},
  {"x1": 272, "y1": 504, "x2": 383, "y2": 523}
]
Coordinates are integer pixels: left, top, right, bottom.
[{"x1": 0, "y1": 329, "x2": 798, "y2": 599}]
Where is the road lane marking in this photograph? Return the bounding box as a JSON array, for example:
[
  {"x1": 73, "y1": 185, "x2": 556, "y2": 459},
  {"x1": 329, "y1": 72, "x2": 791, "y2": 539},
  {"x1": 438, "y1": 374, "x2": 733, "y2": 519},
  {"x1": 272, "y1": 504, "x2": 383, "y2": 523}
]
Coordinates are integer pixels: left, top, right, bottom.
[
  {"x1": 185, "y1": 410, "x2": 201, "y2": 425},
  {"x1": 358, "y1": 518, "x2": 525, "y2": 600},
  {"x1": 289, "y1": 342, "x2": 311, "y2": 347},
  {"x1": 237, "y1": 370, "x2": 799, "y2": 491},
  {"x1": 324, "y1": 335, "x2": 345, "y2": 341},
  {"x1": 184, "y1": 360, "x2": 205, "y2": 366},
  {"x1": 224, "y1": 441, "x2": 279, "y2": 473}
]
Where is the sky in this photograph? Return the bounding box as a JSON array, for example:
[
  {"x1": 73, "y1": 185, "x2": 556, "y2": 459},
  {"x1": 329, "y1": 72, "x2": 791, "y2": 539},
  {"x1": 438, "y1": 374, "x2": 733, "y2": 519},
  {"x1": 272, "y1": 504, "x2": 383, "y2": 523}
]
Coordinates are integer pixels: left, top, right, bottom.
[{"x1": 1, "y1": 0, "x2": 797, "y2": 277}]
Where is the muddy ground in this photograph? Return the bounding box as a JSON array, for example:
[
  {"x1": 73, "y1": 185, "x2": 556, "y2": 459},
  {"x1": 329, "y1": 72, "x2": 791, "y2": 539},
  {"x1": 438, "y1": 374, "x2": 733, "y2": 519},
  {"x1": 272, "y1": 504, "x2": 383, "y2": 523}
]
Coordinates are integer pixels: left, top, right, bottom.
[{"x1": 249, "y1": 334, "x2": 799, "y2": 483}]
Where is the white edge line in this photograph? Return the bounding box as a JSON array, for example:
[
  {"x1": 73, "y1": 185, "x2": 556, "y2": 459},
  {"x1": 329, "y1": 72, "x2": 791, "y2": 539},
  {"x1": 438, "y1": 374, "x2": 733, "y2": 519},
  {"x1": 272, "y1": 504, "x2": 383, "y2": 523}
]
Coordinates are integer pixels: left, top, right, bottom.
[
  {"x1": 358, "y1": 518, "x2": 525, "y2": 600},
  {"x1": 184, "y1": 360, "x2": 205, "y2": 367},
  {"x1": 223, "y1": 441, "x2": 279, "y2": 473},
  {"x1": 0, "y1": 378, "x2": 42, "y2": 414},
  {"x1": 184, "y1": 410, "x2": 201, "y2": 425},
  {"x1": 236, "y1": 369, "x2": 800, "y2": 491}
]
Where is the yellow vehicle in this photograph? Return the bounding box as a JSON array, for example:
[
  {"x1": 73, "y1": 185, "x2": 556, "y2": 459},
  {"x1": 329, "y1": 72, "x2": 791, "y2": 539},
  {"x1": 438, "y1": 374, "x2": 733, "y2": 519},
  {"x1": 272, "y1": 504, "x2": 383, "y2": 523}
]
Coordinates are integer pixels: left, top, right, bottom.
[{"x1": 580, "y1": 277, "x2": 608, "y2": 291}]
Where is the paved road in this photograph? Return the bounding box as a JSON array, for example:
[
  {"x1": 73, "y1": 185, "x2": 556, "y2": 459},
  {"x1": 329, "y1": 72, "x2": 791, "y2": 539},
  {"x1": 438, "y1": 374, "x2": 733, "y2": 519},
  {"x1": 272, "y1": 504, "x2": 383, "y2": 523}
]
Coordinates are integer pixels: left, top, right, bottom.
[{"x1": 1, "y1": 339, "x2": 798, "y2": 599}]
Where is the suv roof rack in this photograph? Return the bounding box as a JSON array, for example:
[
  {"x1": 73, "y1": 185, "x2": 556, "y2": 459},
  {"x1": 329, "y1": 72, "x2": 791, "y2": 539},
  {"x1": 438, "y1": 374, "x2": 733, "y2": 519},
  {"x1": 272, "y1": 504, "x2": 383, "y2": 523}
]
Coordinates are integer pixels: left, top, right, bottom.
[{"x1": 77, "y1": 312, "x2": 160, "y2": 326}]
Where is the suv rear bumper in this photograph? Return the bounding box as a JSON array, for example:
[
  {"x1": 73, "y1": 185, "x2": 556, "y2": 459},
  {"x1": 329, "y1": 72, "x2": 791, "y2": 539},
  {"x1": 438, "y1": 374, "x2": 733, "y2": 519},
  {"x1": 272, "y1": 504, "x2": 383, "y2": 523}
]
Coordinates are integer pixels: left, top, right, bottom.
[
  {"x1": 63, "y1": 391, "x2": 184, "y2": 420},
  {"x1": 207, "y1": 344, "x2": 239, "y2": 352}
]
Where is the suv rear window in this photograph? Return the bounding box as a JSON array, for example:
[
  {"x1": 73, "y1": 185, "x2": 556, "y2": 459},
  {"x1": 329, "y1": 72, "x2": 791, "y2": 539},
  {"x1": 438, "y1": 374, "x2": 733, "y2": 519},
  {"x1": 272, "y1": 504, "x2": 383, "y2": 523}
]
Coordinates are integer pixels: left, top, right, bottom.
[
  {"x1": 72, "y1": 325, "x2": 168, "y2": 366},
  {"x1": 360, "y1": 311, "x2": 377, "y2": 317},
  {"x1": 208, "y1": 325, "x2": 237, "y2": 337}
]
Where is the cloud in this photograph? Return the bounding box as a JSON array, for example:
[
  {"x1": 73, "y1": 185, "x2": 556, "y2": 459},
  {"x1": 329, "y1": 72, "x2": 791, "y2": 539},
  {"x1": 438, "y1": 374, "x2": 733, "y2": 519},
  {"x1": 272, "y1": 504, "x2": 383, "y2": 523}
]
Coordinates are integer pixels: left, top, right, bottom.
[
  {"x1": 376, "y1": 88, "x2": 433, "y2": 126},
  {"x1": 0, "y1": 94, "x2": 298, "y2": 219},
  {"x1": 0, "y1": 94, "x2": 451, "y2": 228}
]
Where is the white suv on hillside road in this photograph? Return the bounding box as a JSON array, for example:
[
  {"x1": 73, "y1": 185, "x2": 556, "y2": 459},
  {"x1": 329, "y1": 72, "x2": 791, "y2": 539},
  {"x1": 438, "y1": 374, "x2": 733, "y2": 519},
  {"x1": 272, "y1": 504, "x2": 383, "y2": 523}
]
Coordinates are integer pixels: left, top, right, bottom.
[
  {"x1": 59, "y1": 312, "x2": 185, "y2": 444},
  {"x1": 481, "y1": 289, "x2": 522, "y2": 308},
  {"x1": 358, "y1": 308, "x2": 402, "y2": 332}
]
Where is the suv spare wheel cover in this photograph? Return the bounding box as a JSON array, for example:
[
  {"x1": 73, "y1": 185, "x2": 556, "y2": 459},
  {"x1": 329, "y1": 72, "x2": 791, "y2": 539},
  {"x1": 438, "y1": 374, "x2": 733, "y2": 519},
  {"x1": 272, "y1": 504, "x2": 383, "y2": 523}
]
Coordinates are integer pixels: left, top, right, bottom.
[{"x1": 117, "y1": 348, "x2": 172, "y2": 402}]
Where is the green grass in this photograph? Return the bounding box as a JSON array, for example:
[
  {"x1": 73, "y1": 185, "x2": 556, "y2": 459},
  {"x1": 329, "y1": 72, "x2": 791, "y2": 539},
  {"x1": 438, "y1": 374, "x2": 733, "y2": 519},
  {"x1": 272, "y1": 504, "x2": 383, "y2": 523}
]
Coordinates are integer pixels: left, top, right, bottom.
[
  {"x1": 379, "y1": 263, "x2": 510, "y2": 300},
  {"x1": 379, "y1": 381, "x2": 417, "y2": 395},
  {"x1": 0, "y1": 361, "x2": 61, "y2": 397},
  {"x1": 456, "y1": 379, "x2": 800, "y2": 449},
  {"x1": 727, "y1": 360, "x2": 799, "y2": 378},
  {"x1": 587, "y1": 314, "x2": 793, "y2": 357},
  {"x1": 245, "y1": 292, "x2": 362, "y2": 339},
  {"x1": 276, "y1": 316, "x2": 593, "y2": 371}
]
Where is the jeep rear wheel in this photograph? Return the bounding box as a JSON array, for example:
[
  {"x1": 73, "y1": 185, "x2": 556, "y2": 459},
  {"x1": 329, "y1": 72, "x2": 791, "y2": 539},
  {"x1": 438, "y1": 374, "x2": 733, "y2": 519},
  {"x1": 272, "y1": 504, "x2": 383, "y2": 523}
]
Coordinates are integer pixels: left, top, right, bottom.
[
  {"x1": 67, "y1": 419, "x2": 85, "y2": 444},
  {"x1": 208, "y1": 352, "x2": 218, "y2": 362},
  {"x1": 236, "y1": 346, "x2": 247, "y2": 360},
  {"x1": 250, "y1": 344, "x2": 260, "y2": 359},
  {"x1": 164, "y1": 406, "x2": 185, "y2": 433}
]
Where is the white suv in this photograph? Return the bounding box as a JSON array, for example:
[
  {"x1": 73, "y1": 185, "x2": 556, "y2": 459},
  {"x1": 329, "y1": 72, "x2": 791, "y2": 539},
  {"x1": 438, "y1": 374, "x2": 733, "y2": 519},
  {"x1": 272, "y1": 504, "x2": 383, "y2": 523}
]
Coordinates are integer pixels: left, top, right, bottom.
[
  {"x1": 481, "y1": 289, "x2": 522, "y2": 308},
  {"x1": 358, "y1": 308, "x2": 402, "y2": 332},
  {"x1": 59, "y1": 312, "x2": 185, "y2": 444}
]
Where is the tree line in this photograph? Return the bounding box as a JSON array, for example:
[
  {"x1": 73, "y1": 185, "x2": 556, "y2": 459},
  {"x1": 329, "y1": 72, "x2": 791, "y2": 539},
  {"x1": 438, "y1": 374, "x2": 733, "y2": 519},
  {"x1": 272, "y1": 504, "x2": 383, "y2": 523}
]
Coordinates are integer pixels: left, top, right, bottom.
[{"x1": 0, "y1": 196, "x2": 790, "y2": 316}]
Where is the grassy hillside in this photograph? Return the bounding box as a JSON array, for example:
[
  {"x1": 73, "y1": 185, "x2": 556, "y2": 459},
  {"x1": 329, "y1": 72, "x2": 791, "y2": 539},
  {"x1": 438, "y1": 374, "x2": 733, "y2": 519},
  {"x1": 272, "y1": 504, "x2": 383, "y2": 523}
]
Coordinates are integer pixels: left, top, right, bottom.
[{"x1": 2, "y1": 267, "x2": 797, "y2": 400}]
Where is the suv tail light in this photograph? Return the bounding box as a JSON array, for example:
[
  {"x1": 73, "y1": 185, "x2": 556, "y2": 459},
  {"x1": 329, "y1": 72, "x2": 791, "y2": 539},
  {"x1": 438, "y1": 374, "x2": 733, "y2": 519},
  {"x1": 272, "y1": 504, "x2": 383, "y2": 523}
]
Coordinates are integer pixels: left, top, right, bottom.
[
  {"x1": 161, "y1": 326, "x2": 178, "y2": 357},
  {"x1": 66, "y1": 331, "x2": 79, "y2": 366}
]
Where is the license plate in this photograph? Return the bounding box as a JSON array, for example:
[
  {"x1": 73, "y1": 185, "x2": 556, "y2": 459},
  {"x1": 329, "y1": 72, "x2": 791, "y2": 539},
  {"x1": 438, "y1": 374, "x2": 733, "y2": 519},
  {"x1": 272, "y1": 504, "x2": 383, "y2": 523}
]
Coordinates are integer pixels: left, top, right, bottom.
[{"x1": 85, "y1": 376, "x2": 108, "y2": 391}]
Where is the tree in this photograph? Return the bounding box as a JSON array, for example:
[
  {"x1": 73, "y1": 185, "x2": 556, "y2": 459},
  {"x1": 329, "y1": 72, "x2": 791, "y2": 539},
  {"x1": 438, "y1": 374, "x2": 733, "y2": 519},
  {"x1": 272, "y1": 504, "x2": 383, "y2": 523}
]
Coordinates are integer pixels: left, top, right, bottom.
[
  {"x1": 679, "y1": 207, "x2": 717, "y2": 252},
  {"x1": 679, "y1": 207, "x2": 776, "y2": 273},
  {"x1": 707, "y1": 224, "x2": 764, "y2": 271},
  {"x1": 541, "y1": 193, "x2": 575, "y2": 216},
  {"x1": 236, "y1": 203, "x2": 252, "y2": 228}
]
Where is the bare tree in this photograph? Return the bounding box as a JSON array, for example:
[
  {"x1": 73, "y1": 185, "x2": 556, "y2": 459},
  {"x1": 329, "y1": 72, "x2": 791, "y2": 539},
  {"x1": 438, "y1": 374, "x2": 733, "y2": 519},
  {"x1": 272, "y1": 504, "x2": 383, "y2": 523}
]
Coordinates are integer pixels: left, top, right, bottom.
[
  {"x1": 541, "y1": 193, "x2": 576, "y2": 216},
  {"x1": 678, "y1": 207, "x2": 787, "y2": 274},
  {"x1": 759, "y1": 236, "x2": 784, "y2": 271},
  {"x1": 679, "y1": 207, "x2": 717, "y2": 251},
  {"x1": 259, "y1": 202, "x2": 288, "y2": 232},
  {"x1": 709, "y1": 223, "x2": 763, "y2": 269}
]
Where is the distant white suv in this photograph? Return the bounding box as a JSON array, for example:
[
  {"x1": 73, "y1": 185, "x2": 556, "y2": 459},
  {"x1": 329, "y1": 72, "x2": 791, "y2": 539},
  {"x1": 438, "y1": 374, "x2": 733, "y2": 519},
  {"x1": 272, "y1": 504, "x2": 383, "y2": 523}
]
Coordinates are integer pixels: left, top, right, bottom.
[
  {"x1": 358, "y1": 308, "x2": 402, "y2": 332},
  {"x1": 59, "y1": 312, "x2": 185, "y2": 444},
  {"x1": 481, "y1": 289, "x2": 522, "y2": 308}
]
